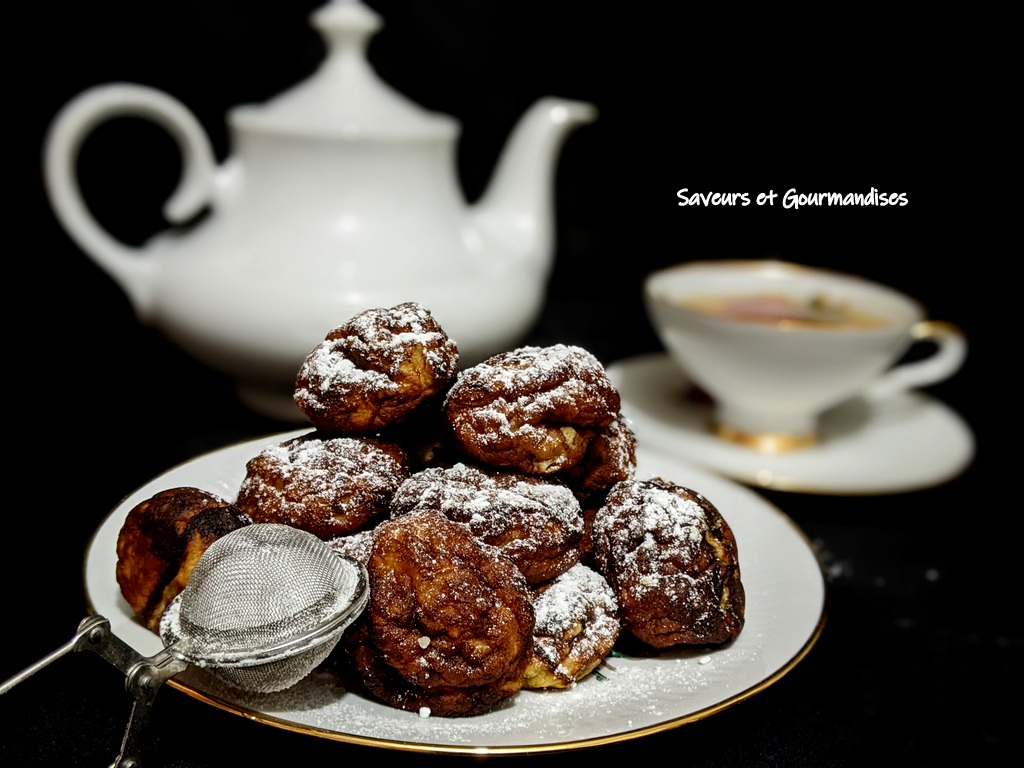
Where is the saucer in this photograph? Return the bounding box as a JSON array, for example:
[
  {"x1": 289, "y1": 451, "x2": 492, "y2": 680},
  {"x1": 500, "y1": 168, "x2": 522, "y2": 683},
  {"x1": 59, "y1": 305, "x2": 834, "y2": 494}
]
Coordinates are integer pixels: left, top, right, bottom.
[{"x1": 606, "y1": 353, "x2": 975, "y2": 495}]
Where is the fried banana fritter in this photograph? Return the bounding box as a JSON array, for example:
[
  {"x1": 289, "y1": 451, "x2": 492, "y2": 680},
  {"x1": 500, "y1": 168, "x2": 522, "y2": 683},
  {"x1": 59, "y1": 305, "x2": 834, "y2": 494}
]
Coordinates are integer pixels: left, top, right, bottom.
[
  {"x1": 358, "y1": 511, "x2": 535, "y2": 716},
  {"x1": 444, "y1": 344, "x2": 620, "y2": 475}
]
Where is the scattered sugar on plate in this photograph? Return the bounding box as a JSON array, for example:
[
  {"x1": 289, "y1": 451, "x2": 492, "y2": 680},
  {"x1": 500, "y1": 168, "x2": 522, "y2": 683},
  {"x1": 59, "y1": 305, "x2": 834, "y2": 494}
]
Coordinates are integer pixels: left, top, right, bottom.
[{"x1": 173, "y1": 639, "x2": 762, "y2": 748}]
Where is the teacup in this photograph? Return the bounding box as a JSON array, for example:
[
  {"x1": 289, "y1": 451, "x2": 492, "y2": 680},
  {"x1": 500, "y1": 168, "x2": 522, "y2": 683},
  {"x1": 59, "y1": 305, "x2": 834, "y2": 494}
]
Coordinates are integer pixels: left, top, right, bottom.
[{"x1": 643, "y1": 259, "x2": 967, "y2": 452}]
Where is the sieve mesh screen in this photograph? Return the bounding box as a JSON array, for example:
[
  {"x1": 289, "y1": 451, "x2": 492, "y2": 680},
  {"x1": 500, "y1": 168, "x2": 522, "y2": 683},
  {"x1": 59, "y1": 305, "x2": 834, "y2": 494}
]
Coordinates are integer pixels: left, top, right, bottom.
[{"x1": 159, "y1": 523, "x2": 368, "y2": 692}]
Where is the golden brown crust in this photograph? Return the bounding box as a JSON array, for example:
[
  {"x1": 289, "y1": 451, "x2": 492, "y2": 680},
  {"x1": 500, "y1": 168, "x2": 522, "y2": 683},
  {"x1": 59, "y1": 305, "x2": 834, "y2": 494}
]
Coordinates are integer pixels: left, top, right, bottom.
[
  {"x1": 359, "y1": 511, "x2": 534, "y2": 715},
  {"x1": 592, "y1": 478, "x2": 745, "y2": 649},
  {"x1": 443, "y1": 345, "x2": 621, "y2": 475},
  {"x1": 115, "y1": 487, "x2": 250, "y2": 632},
  {"x1": 390, "y1": 463, "x2": 584, "y2": 586},
  {"x1": 235, "y1": 433, "x2": 408, "y2": 539},
  {"x1": 294, "y1": 302, "x2": 459, "y2": 434}
]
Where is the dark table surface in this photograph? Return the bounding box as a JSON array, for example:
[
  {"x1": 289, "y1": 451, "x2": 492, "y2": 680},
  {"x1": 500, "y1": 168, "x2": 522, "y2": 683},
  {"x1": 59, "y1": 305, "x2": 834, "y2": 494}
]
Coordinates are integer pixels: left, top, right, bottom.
[{"x1": 4, "y1": 2, "x2": 1010, "y2": 766}]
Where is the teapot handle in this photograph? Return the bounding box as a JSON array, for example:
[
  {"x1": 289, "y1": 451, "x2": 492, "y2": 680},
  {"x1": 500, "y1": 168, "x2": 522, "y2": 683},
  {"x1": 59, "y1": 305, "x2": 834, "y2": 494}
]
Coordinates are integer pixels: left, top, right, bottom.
[{"x1": 43, "y1": 83, "x2": 218, "y2": 317}]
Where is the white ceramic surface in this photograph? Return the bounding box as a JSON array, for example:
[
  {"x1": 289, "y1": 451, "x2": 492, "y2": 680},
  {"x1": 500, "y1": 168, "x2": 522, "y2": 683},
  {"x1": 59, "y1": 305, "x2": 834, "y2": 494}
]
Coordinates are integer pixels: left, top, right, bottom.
[
  {"x1": 644, "y1": 260, "x2": 967, "y2": 445},
  {"x1": 608, "y1": 353, "x2": 975, "y2": 495},
  {"x1": 44, "y1": 0, "x2": 597, "y2": 421},
  {"x1": 84, "y1": 430, "x2": 825, "y2": 754}
]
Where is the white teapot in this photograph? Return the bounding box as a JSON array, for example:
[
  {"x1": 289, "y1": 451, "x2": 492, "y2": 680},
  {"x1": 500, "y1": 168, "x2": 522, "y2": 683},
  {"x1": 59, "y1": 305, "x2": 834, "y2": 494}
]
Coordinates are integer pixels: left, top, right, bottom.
[{"x1": 44, "y1": 0, "x2": 596, "y2": 421}]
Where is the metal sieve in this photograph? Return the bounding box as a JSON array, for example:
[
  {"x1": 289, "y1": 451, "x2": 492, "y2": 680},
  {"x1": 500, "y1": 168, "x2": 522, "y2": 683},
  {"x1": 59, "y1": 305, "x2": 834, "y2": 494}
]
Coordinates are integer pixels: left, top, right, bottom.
[{"x1": 1, "y1": 523, "x2": 368, "y2": 768}]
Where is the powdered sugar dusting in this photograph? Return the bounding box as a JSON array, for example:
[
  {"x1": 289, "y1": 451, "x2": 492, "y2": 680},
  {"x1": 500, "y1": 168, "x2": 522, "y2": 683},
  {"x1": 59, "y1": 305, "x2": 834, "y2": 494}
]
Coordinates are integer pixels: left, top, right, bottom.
[
  {"x1": 534, "y1": 564, "x2": 617, "y2": 636},
  {"x1": 390, "y1": 463, "x2": 584, "y2": 584},
  {"x1": 172, "y1": 637, "x2": 762, "y2": 747},
  {"x1": 446, "y1": 345, "x2": 618, "y2": 428},
  {"x1": 301, "y1": 345, "x2": 391, "y2": 394},
  {"x1": 235, "y1": 435, "x2": 407, "y2": 539},
  {"x1": 294, "y1": 303, "x2": 459, "y2": 430},
  {"x1": 595, "y1": 481, "x2": 710, "y2": 603},
  {"x1": 443, "y1": 344, "x2": 620, "y2": 473},
  {"x1": 531, "y1": 564, "x2": 619, "y2": 680},
  {"x1": 335, "y1": 304, "x2": 454, "y2": 375},
  {"x1": 326, "y1": 528, "x2": 378, "y2": 565},
  {"x1": 392, "y1": 464, "x2": 582, "y2": 543}
]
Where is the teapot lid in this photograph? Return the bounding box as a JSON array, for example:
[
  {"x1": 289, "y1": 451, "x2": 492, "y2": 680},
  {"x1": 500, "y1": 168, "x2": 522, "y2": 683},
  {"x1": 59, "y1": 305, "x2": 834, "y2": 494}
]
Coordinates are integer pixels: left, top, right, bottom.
[{"x1": 230, "y1": 0, "x2": 457, "y2": 139}]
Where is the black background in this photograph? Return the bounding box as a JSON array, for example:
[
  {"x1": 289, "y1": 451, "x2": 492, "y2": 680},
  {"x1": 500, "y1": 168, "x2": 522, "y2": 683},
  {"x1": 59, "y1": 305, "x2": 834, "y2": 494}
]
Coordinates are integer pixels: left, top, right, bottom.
[{"x1": 4, "y1": 2, "x2": 1009, "y2": 767}]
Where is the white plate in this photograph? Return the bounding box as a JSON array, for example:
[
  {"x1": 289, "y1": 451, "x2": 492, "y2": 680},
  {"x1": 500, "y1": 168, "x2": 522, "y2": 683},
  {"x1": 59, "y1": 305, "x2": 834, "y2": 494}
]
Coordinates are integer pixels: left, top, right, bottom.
[
  {"x1": 84, "y1": 430, "x2": 826, "y2": 755},
  {"x1": 608, "y1": 353, "x2": 975, "y2": 495}
]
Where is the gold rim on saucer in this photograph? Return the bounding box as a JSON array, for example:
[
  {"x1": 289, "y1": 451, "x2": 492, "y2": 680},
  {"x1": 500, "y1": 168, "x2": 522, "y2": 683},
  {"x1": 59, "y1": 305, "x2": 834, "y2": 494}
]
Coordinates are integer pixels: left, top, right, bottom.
[{"x1": 715, "y1": 424, "x2": 817, "y2": 453}]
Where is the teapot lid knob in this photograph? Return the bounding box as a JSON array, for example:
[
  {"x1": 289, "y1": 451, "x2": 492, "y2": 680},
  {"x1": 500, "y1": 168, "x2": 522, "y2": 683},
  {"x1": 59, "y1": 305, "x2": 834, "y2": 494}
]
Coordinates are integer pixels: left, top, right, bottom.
[
  {"x1": 230, "y1": 0, "x2": 457, "y2": 138},
  {"x1": 313, "y1": 0, "x2": 382, "y2": 44}
]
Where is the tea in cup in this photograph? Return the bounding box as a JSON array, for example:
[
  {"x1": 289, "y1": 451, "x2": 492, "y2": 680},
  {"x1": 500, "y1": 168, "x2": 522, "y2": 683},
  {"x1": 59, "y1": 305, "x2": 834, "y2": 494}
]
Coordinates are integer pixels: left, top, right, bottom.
[{"x1": 643, "y1": 259, "x2": 967, "y2": 452}]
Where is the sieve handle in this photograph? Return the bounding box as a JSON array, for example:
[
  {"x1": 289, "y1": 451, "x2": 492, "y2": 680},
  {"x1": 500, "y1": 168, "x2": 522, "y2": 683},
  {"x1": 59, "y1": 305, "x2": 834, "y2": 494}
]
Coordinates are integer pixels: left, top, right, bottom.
[
  {"x1": 1, "y1": 614, "x2": 188, "y2": 768},
  {"x1": 113, "y1": 647, "x2": 189, "y2": 768},
  {"x1": 1, "y1": 635, "x2": 82, "y2": 694},
  {"x1": 0, "y1": 614, "x2": 126, "y2": 694}
]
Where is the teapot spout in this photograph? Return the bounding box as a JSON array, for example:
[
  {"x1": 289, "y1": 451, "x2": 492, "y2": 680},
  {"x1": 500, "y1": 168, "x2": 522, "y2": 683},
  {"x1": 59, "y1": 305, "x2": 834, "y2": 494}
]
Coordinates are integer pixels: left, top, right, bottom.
[{"x1": 472, "y1": 97, "x2": 597, "y2": 271}]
